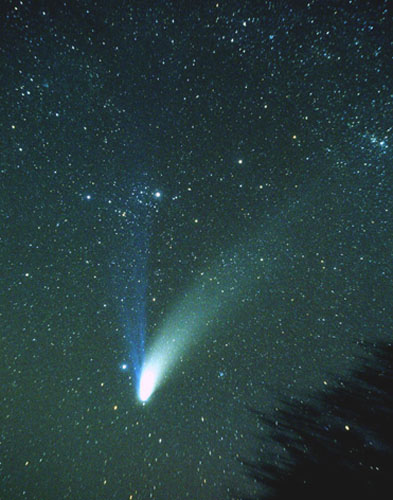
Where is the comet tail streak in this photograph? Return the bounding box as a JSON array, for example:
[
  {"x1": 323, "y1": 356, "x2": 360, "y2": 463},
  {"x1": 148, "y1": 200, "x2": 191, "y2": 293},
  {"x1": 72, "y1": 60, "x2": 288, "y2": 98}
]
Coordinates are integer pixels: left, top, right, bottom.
[{"x1": 137, "y1": 232, "x2": 278, "y2": 402}]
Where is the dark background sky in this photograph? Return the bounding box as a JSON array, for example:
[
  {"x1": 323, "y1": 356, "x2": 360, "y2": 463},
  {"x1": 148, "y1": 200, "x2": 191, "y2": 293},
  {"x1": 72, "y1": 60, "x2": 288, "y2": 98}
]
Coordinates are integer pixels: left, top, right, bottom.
[{"x1": 1, "y1": 1, "x2": 392, "y2": 499}]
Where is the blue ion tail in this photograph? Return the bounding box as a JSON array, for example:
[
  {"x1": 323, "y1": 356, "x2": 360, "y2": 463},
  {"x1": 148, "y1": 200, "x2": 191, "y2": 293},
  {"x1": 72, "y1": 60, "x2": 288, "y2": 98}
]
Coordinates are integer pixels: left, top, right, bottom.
[
  {"x1": 132, "y1": 308, "x2": 156, "y2": 403},
  {"x1": 128, "y1": 316, "x2": 146, "y2": 394}
]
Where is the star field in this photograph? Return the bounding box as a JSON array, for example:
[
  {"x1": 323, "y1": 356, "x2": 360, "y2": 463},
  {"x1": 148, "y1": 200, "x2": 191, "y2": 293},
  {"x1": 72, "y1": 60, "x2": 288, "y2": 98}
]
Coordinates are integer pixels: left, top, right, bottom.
[{"x1": 1, "y1": 1, "x2": 392, "y2": 499}]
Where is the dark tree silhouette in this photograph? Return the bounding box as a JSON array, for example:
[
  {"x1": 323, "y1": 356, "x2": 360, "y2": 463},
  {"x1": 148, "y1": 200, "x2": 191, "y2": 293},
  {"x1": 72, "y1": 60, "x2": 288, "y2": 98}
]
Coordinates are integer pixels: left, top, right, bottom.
[{"x1": 239, "y1": 343, "x2": 393, "y2": 500}]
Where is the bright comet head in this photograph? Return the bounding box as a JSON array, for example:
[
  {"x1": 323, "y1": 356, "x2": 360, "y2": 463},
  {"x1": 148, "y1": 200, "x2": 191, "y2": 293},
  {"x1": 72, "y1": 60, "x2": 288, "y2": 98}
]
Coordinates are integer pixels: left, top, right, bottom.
[{"x1": 138, "y1": 364, "x2": 159, "y2": 402}]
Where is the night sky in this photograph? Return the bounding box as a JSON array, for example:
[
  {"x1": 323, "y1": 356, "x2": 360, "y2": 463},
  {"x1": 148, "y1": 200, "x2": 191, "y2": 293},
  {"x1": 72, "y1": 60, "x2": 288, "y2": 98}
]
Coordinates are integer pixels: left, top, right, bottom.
[{"x1": 1, "y1": 1, "x2": 392, "y2": 499}]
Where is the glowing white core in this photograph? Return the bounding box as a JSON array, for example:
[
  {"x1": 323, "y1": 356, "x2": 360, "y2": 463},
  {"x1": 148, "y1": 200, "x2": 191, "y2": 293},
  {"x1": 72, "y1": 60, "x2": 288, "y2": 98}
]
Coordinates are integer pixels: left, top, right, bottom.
[{"x1": 138, "y1": 365, "x2": 158, "y2": 402}]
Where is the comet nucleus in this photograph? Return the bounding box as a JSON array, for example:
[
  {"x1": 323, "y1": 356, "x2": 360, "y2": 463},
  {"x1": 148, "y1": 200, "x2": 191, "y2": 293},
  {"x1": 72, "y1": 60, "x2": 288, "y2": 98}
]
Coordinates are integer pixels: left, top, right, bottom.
[{"x1": 138, "y1": 363, "x2": 158, "y2": 402}]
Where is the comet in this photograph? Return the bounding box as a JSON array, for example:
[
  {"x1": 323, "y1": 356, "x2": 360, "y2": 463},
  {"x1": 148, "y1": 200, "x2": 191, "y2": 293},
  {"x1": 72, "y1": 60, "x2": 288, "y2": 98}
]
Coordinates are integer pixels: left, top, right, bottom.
[
  {"x1": 136, "y1": 329, "x2": 184, "y2": 403},
  {"x1": 133, "y1": 184, "x2": 316, "y2": 403},
  {"x1": 135, "y1": 232, "x2": 270, "y2": 403}
]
